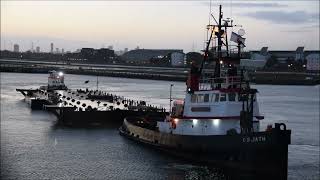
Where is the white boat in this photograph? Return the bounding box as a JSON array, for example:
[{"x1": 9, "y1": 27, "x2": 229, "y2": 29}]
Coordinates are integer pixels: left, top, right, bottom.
[{"x1": 40, "y1": 70, "x2": 67, "y2": 91}]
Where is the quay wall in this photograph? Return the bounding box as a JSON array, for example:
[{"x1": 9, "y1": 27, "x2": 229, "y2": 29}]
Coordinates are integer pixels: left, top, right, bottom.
[
  {"x1": 1, "y1": 59, "x2": 319, "y2": 85},
  {"x1": 0, "y1": 60, "x2": 187, "y2": 81}
]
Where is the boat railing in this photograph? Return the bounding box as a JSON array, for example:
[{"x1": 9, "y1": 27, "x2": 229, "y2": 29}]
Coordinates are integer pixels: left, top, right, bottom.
[{"x1": 199, "y1": 76, "x2": 243, "y2": 90}]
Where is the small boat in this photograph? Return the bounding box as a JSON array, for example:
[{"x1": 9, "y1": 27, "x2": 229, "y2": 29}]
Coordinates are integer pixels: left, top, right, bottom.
[
  {"x1": 16, "y1": 70, "x2": 67, "y2": 98},
  {"x1": 119, "y1": 5, "x2": 291, "y2": 179},
  {"x1": 16, "y1": 70, "x2": 66, "y2": 109}
]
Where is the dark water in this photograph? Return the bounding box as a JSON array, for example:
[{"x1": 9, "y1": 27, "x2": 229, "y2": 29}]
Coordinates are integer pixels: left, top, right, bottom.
[{"x1": 1, "y1": 72, "x2": 319, "y2": 179}]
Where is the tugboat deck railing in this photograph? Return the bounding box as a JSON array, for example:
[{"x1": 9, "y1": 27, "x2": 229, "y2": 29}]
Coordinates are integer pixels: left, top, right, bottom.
[{"x1": 199, "y1": 76, "x2": 246, "y2": 90}]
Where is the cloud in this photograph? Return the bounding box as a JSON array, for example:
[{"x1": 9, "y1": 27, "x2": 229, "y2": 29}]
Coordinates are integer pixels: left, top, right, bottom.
[
  {"x1": 281, "y1": 24, "x2": 320, "y2": 33},
  {"x1": 244, "y1": 11, "x2": 319, "y2": 24},
  {"x1": 281, "y1": 29, "x2": 313, "y2": 33},
  {"x1": 200, "y1": 2, "x2": 287, "y2": 8}
]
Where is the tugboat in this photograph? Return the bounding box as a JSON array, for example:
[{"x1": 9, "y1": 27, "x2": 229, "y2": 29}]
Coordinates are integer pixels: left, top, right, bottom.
[
  {"x1": 16, "y1": 70, "x2": 67, "y2": 109},
  {"x1": 40, "y1": 70, "x2": 68, "y2": 91},
  {"x1": 119, "y1": 5, "x2": 291, "y2": 179}
]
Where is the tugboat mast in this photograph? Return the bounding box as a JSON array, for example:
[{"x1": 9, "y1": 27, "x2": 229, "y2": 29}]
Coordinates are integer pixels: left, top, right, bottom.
[
  {"x1": 216, "y1": 4, "x2": 223, "y2": 79},
  {"x1": 199, "y1": 5, "x2": 234, "y2": 79}
]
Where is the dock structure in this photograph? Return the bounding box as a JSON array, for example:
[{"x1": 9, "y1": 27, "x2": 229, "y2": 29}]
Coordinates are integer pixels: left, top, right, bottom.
[
  {"x1": 1, "y1": 60, "x2": 188, "y2": 81},
  {"x1": 2, "y1": 59, "x2": 319, "y2": 85}
]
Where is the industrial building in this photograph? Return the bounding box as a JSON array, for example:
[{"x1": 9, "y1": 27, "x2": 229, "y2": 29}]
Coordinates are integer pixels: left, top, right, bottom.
[
  {"x1": 50, "y1": 43, "x2": 54, "y2": 53},
  {"x1": 65, "y1": 48, "x2": 115, "y2": 63},
  {"x1": 306, "y1": 53, "x2": 320, "y2": 71},
  {"x1": 121, "y1": 49, "x2": 184, "y2": 65},
  {"x1": 242, "y1": 47, "x2": 320, "y2": 71},
  {"x1": 13, "y1": 44, "x2": 19, "y2": 52},
  {"x1": 170, "y1": 52, "x2": 185, "y2": 67}
]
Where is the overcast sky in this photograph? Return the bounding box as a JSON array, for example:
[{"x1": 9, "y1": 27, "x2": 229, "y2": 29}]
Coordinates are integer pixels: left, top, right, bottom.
[{"x1": 1, "y1": 1, "x2": 319, "y2": 52}]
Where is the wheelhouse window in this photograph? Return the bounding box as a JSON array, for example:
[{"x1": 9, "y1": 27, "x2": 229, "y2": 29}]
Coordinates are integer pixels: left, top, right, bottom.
[
  {"x1": 220, "y1": 93, "x2": 226, "y2": 101},
  {"x1": 204, "y1": 94, "x2": 210, "y2": 102},
  {"x1": 228, "y1": 93, "x2": 236, "y2": 101},
  {"x1": 197, "y1": 94, "x2": 204, "y2": 103},
  {"x1": 210, "y1": 94, "x2": 215, "y2": 102},
  {"x1": 215, "y1": 94, "x2": 220, "y2": 102},
  {"x1": 191, "y1": 94, "x2": 197, "y2": 103},
  {"x1": 191, "y1": 94, "x2": 213, "y2": 103}
]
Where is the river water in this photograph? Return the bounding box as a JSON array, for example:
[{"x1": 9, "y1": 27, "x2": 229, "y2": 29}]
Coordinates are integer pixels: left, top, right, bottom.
[{"x1": 1, "y1": 72, "x2": 319, "y2": 179}]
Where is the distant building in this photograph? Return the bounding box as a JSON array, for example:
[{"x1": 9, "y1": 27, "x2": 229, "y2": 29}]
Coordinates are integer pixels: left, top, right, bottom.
[
  {"x1": 121, "y1": 49, "x2": 183, "y2": 64},
  {"x1": 50, "y1": 43, "x2": 54, "y2": 53},
  {"x1": 115, "y1": 50, "x2": 124, "y2": 56},
  {"x1": 56, "y1": 48, "x2": 59, "y2": 53},
  {"x1": 266, "y1": 47, "x2": 304, "y2": 63},
  {"x1": 108, "y1": 45, "x2": 113, "y2": 50},
  {"x1": 116, "y1": 48, "x2": 129, "y2": 56},
  {"x1": 13, "y1": 44, "x2": 19, "y2": 52},
  {"x1": 185, "y1": 52, "x2": 203, "y2": 66},
  {"x1": 306, "y1": 53, "x2": 320, "y2": 71},
  {"x1": 240, "y1": 59, "x2": 267, "y2": 70},
  {"x1": 72, "y1": 48, "x2": 115, "y2": 62},
  {"x1": 31, "y1": 42, "x2": 34, "y2": 52},
  {"x1": 62, "y1": 48, "x2": 64, "y2": 54},
  {"x1": 170, "y1": 52, "x2": 185, "y2": 67},
  {"x1": 295, "y1": 47, "x2": 304, "y2": 61},
  {"x1": 95, "y1": 48, "x2": 115, "y2": 61},
  {"x1": 250, "y1": 47, "x2": 270, "y2": 61},
  {"x1": 36, "y1": 46, "x2": 40, "y2": 53},
  {"x1": 250, "y1": 46, "x2": 314, "y2": 63},
  {"x1": 80, "y1": 48, "x2": 95, "y2": 59},
  {"x1": 249, "y1": 47, "x2": 319, "y2": 70}
]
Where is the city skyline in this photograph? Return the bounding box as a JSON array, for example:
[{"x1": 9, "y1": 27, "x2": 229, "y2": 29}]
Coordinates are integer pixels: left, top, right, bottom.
[{"x1": 1, "y1": 1, "x2": 319, "y2": 53}]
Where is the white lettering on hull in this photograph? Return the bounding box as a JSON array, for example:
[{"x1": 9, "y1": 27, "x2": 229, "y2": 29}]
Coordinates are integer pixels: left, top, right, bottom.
[{"x1": 242, "y1": 136, "x2": 266, "y2": 143}]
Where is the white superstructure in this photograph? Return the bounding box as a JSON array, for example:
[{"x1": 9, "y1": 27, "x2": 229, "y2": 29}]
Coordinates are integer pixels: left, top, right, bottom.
[
  {"x1": 48, "y1": 71, "x2": 65, "y2": 87},
  {"x1": 157, "y1": 73, "x2": 263, "y2": 135},
  {"x1": 40, "y1": 71, "x2": 67, "y2": 90}
]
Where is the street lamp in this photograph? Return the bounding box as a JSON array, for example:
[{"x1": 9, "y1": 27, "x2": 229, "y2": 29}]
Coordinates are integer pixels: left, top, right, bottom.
[{"x1": 169, "y1": 84, "x2": 174, "y2": 114}]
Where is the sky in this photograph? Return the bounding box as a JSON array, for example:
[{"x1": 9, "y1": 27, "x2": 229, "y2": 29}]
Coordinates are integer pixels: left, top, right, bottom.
[{"x1": 1, "y1": 0, "x2": 319, "y2": 53}]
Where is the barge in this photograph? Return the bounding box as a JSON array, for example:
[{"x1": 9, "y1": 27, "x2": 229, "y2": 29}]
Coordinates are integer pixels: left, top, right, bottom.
[{"x1": 17, "y1": 71, "x2": 166, "y2": 126}]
